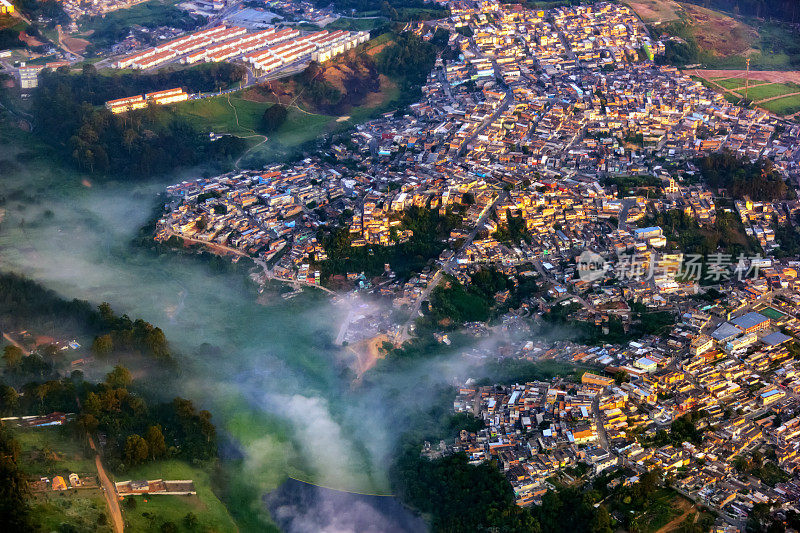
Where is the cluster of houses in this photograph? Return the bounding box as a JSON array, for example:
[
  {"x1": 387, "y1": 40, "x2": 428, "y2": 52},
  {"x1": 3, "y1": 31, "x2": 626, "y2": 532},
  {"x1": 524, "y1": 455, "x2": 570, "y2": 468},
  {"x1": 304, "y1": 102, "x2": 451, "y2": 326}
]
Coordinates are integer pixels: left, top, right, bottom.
[
  {"x1": 434, "y1": 255, "x2": 800, "y2": 529},
  {"x1": 55, "y1": 0, "x2": 148, "y2": 20},
  {"x1": 115, "y1": 479, "x2": 197, "y2": 496},
  {"x1": 158, "y1": 165, "x2": 348, "y2": 285},
  {"x1": 148, "y1": 1, "x2": 800, "y2": 528},
  {"x1": 105, "y1": 88, "x2": 189, "y2": 114},
  {"x1": 350, "y1": 0, "x2": 798, "y2": 191},
  {"x1": 262, "y1": 0, "x2": 341, "y2": 27},
  {"x1": 32, "y1": 473, "x2": 88, "y2": 492},
  {"x1": 112, "y1": 21, "x2": 366, "y2": 73}
]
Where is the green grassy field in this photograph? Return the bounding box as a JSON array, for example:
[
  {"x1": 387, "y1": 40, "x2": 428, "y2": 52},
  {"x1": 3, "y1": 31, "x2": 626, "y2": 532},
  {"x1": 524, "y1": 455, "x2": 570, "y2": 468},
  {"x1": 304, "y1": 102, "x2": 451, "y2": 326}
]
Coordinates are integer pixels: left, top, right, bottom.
[
  {"x1": 9, "y1": 425, "x2": 114, "y2": 532},
  {"x1": 30, "y1": 489, "x2": 113, "y2": 532},
  {"x1": 80, "y1": 0, "x2": 183, "y2": 32},
  {"x1": 172, "y1": 65, "x2": 401, "y2": 166},
  {"x1": 745, "y1": 82, "x2": 800, "y2": 102},
  {"x1": 325, "y1": 17, "x2": 385, "y2": 31},
  {"x1": 0, "y1": 14, "x2": 27, "y2": 32},
  {"x1": 11, "y1": 425, "x2": 96, "y2": 477},
  {"x1": 176, "y1": 96, "x2": 272, "y2": 136},
  {"x1": 118, "y1": 460, "x2": 239, "y2": 533},
  {"x1": 713, "y1": 77, "x2": 749, "y2": 90},
  {"x1": 761, "y1": 93, "x2": 800, "y2": 115},
  {"x1": 699, "y1": 20, "x2": 800, "y2": 70},
  {"x1": 628, "y1": 488, "x2": 690, "y2": 533}
]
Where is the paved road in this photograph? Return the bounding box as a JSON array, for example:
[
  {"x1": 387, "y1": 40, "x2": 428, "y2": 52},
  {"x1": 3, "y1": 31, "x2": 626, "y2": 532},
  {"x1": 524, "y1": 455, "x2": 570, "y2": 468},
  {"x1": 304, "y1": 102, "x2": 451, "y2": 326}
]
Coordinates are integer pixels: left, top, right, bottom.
[
  {"x1": 457, "y1": 92, "x2": 513, "y2": 158},
  {"x1": 592, "y1": 393, "x2": 610, "y2": 450}
]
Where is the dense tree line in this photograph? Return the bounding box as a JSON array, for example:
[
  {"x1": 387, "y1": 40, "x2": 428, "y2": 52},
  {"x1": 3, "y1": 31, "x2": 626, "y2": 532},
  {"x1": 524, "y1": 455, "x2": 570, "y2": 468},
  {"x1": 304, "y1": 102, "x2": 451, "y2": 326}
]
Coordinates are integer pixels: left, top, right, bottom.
[
  {"x1": 0, "y1": 426, "x2": 30, "y2": 532},
  {"x1": 376, "y1": 32, "x2": 438, "y2": 89},
  {"x1": 78, "y1": 366, "x2": 216, "y2": 470},
  {"x1": 652, "y1": 21, "x2": 700, "y2": 67},
  {"x1": 15, "y1": 0, "x2": 68, "y2": 26},
  {"x1": 0, "y1": 27, "x2": 24, "y2": 50},
  {"x1": 0, "y1": 367, "x2": 217, "y2": 471},
  {"x1": 428, "y1": 270, "x2": 513, "y2": 326},
  {"x1": 644, "y1": 410, "x2": 708, "y2": 447},
  {"x1": 1, "y1": 343, "x2": 78, "y2": 384},
  {"x1": 394, "y1": 448, "x2": 621, "y2": 532},
  {"x1": 697, "y1": 151, "x2": 789, "y2": 201},
  {"x1": 32, "y1": 64, "x2": 247, "y2": 177},
  {"x1": 494, "y1": 211, "x2": 532, "y2": 244},
  {"x1": 541, "y1": 300, "x2": 675, "y2": 346},
  {"x1": 0, "y1": 273, "x2": 173, "y2": 365},
  {"x1": 261, "y1": 104, "x2": 288, "y2": 133},
  {"x1": 685, "y1": 0, "x2": 800, "y2": 23},
  {"x1": 641, "y1": 207, "x2": 758, "y2": 257},
  {"x1": 317, "y1": 206, "x2": 461, "y2": 281},
  {"x1": 91, "y1": 302, "x2": 170, "y2": 359},
  {"x1": 0, "y1": 272, "x2": 99, "y2": 332},
  {"x1": 772, "y1": 218, "x2": 800, "y2": 258},
  {"x1": 38, "y1": 64, "x2": 245, "y2": 107},
  {"x1": 314, "y1": 0, "x2": 447, "y2": 19}
]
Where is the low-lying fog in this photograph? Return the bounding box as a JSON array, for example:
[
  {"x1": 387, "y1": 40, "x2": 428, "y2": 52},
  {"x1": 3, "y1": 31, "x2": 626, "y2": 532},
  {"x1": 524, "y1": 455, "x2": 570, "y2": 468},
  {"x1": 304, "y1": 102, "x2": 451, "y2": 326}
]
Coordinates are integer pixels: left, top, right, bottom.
[{"x1": 1, "y1": 151, "x2": 526, "y2": 531}]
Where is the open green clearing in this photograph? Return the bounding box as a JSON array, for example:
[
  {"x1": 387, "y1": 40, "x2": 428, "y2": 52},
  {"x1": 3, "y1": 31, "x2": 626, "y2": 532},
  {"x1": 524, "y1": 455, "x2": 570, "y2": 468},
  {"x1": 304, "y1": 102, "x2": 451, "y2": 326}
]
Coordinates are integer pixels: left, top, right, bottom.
[
  {"x1": 745, "y1": 82, "x2": 800, "y2": 102},
  {"x1": 172, "y1": 62, "x2": 402, "y2": 165},
  {"x1": 79, "y1": 0, "x2": 184, "y2": 32},
  {"x1": 30, "y1": 490, "x2": 113, "y2": 532},
  {"x1": 11, "y1": 425, "x2": 96, "y2": 476},
  {"x1": 628, "y1": 488, "x2": 690, "y2": 532},
  {"x1": 692, "y1": 76, "x2": 800, "y2": 114},
  {"x1": 701, "y1": 20, "x2": 800, "y2": 70},
  {"x1": 176, "y1": 96, "x2": 272, "y2": 136},
  {"x1": 0, "y1": 14, "x2": 27, "y2": 32},
  {"x1": 761, "y1": 93, "x2": 800, "y2": 116},
  {"x1": 9, "y1": 425, "x2": 114, "y2": 532},
  {"x1": 31, "y1": 490, "x2": 111, "y2": 532},
  {"x1": 325, "y1": 17, "x2": 385, "y2": 31},
  {"x1": 713, "y1": 77, "x2": 750, "y2": 90},
  {"x1": 118, "y1": 459, "x2": 239, "y2": 532}
]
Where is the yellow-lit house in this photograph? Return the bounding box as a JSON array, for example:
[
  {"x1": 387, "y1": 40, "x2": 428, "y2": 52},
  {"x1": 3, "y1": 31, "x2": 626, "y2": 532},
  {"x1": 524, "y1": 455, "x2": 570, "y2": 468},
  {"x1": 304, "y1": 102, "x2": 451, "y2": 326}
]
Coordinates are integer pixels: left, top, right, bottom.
[
  {"x1": 52, "y1": 476, "x2": 67, "y2": 491},
  {"x1": 0, "y1": 0, "x2": 14, "y2": 14}
]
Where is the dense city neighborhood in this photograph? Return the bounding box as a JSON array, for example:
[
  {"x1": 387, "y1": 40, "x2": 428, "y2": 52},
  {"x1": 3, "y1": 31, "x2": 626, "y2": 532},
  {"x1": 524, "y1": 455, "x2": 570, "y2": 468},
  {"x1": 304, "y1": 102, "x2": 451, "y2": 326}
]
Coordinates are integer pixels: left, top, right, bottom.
[
  {"x1": 5, "y1": 0, "x2": 800, "y2": 530},
  {"x1": 149, "y1": 1, "x2": 800, "y2": 531}
]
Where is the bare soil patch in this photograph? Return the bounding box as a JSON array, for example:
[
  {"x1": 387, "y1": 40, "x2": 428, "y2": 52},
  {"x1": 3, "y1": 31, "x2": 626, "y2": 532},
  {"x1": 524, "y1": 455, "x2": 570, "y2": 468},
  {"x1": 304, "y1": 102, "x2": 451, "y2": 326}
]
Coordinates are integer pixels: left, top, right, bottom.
[
  {"x1": 63, "y1": 36, "x2": 90, "y2": 54},
  {"x1": 679, "y1": 2, "x2": 757, "y2": 56},
  {"x1": 689, "y1": 69, "x2": 800, "y2": 84},
  {"x1": 624, "y1": 0, "x2": 681, "y2": 23}
]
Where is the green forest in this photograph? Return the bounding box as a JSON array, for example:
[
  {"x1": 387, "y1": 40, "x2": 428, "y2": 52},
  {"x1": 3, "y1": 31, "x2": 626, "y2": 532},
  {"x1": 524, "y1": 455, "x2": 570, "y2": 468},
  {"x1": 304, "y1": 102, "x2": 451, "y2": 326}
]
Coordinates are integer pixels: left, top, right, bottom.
[
  {"x1": 697, "y1": 151, "x2": 789, "y2": 201},
  {"x1": 685, "y1": 0, "x2": 800, "y2": 23},
  {"x1": 31, "y1": 64, "x2": 247, "y2": 177},
  {"x1": 317, "y1": 206, "x2": 461, "y2": 281},
  {"x1": 428, "y1": 270, "x2": 513, "y2": 326},
  {"x1": 0, "y1": 273, "x2": 171, "y2": 363}
]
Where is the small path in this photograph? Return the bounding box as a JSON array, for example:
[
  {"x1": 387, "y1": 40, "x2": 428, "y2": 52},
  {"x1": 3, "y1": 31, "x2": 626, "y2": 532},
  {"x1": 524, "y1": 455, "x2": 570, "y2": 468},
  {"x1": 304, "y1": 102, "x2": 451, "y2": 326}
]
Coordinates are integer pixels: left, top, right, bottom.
[
  {"x1": 2, "y1": 332, "x2": 28, "y2": 354},
  {"x1": 226, "y1": 94, "x2": 267, "y2": 169},
  {"x1": 56, "y1": 24, "x2": 85, "y2": 60},
  {"x1": 654, "y1": 504, "x2": 693, "y2": 533}
]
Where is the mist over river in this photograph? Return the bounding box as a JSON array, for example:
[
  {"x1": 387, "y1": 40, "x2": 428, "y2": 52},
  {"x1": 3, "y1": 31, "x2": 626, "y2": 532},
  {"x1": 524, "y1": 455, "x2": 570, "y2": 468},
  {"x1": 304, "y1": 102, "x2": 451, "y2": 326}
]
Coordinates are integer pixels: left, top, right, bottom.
[{"x1": 0, "y1": 144, "x2": 468, "y2": 530}]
